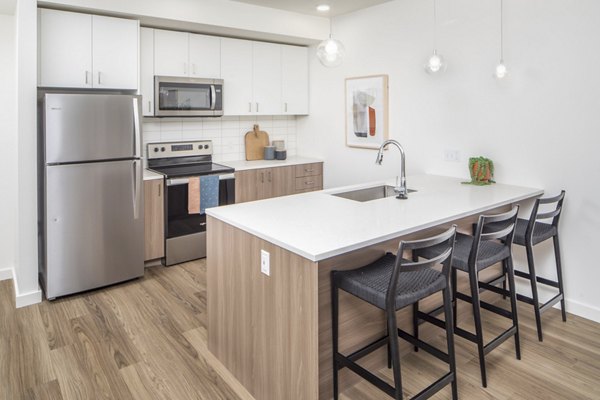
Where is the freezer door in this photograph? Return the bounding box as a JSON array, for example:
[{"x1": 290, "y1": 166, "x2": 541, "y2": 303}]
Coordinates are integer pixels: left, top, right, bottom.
[
  {"x1": 45, "y1": 160, "x2": 144, "y2": 298},
  {"x1": 44, "y1": 93, "x2": 142, "y2": 164}
]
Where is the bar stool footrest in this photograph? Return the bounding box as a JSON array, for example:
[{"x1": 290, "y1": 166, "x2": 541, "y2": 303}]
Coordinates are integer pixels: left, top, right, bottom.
[
  {"x1": 514, "y1": 269, "x2": 560, "y2": 288},
  {"x1": 540, "y1": 293, "x2": 564, "y2": 314},
  {"x1": 397, "y1": 328, "x2": 450, "y2": 364},
  {"x1": 336, "y1": 353, "x2": 396, "y2": 398},
  {"x1": 483, "y1": 326, "x2": 517, "y2": 355},
  {"x1": 412, "y1": 372, "x2": 455, "y2": 400},
  {"x1": 455, "y1": 292, "x2": 513, "y2": 320}
]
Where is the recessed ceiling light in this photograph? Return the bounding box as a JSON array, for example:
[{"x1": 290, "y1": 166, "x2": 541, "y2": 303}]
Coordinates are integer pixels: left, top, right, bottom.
[{"x1": 316, "y1": 4, "x2": 330, "y2": 12}]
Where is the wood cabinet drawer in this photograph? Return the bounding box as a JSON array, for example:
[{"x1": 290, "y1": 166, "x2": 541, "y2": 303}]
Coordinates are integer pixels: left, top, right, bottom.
[
  {"x1": 295, "y1": 162, "x2": 322, "y2": 178},
  {"x1": 295, "y1": 175, "x2": 322, "y2": 191}
]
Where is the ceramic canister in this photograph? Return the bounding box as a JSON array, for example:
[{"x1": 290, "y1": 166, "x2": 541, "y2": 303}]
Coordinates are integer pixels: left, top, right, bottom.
[{"x1": 264, "y1": 146, "x2": 276, "y2": 160}]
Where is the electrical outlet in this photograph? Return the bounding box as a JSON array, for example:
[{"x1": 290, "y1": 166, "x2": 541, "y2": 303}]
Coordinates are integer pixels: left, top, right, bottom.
[
  {"x1": 444, "y1": 149, "x2": 461, "y2": 162},
  {"x1": 261, "y1": 249, "x2": 270, "y2": 276}
]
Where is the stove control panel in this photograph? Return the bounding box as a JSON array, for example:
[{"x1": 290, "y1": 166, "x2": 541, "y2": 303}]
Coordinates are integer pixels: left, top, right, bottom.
[{"x1": 147, "y1": 140, "x2": 213, "y2": 159}]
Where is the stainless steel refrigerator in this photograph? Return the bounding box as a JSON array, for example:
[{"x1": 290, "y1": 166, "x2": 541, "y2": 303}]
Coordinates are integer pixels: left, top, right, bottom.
[{"x1": 39, "y1": 93, "x2": 144, "y2": 299}]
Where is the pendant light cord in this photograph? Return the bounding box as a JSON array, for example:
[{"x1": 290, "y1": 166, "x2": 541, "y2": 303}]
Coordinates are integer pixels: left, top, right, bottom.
[
  {"x1": 500, "y1": 0, "x2": 504, "y2": 61},
  {"x1": 329, "y1": 16, "x2": 332, "y2": 39},
  {"x1": 433, "y1": 0, "x2": 438, "y2": 50}
]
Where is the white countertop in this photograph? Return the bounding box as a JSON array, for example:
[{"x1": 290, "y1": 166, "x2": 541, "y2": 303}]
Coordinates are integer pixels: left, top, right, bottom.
[
  {"x1": 144, "y1": 169, "x2": 164, "y2": 181},
  {"x1": 221, "y1": 156, "x2": 323, "y2": 171},
  {"x1": 206, "y1": 174, "x2": 543, "y2": 262}
]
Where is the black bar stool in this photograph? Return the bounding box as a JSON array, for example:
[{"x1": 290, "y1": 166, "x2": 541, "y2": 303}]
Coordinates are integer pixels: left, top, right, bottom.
[
  {"x1": 331, "y1": 226, "x2": 458, "y2": 400},
  {"x1": 487, "y1": 191, "x2": 566, "y2": 341},
  {"x1": 415, "y1": 207, "x2": 520, "y2": 388}
]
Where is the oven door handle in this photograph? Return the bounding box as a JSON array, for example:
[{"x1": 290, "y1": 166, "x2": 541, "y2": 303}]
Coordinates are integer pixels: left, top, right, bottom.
[
  {"x1": 167, "y1": 178, "x2": 192, "y2": 186},
  {"x1": 219, "y1": 173, "x2": 235, "y2": 180}
]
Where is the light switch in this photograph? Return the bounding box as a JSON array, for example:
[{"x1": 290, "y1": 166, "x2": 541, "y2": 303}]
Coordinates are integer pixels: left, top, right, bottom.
[{"x1": 261, "y1": 249, "x2": 270, "y2": 276}]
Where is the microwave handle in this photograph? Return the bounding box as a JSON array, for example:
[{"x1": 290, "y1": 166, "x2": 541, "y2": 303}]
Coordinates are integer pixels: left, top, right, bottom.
[{"x1": 210, "y1": 85, "x2": 216, "y2": 110}]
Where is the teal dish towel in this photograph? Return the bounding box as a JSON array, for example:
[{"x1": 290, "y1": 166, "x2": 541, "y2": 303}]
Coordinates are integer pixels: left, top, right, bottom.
[{"x1": 200, "y1": 175, "x2": 219, "y2": 214}]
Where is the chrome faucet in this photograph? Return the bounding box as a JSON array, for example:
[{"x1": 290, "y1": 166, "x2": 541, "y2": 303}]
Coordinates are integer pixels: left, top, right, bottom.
[{"x1": 375, "y1": 139, "x2": 408, "y2": 199}]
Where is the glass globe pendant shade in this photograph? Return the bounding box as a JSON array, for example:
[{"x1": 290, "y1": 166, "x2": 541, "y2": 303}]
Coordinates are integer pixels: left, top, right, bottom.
[
  {"x1": 424, "y1": 50, "x2": 446, "y2": 74},
  {"x1": 317, "y1": 37, "x2": 345, "y2": 67},
  {"x1": 495, "y1": 61, "x2": 508, "y2": 79}
]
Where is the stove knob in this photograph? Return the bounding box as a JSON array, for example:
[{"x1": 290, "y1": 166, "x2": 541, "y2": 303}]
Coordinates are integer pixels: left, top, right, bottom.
[
  {"x1": 204, "y1": 144, "x2": 209, "y2": 149},
  {"x1": 153, "y1": 147, "x2": 159, "y2": 152},
  {"x1": 198, "y1": 145, "x2": 202, "y2": 150},
  {"x1": 161, "y1": 147, "x2": 166, "y2": 152}
]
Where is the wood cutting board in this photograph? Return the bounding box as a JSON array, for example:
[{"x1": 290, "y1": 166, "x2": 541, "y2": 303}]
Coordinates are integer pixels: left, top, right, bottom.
[{"x1": 245, "y1": 124, "x2": 270, "y2": 161}]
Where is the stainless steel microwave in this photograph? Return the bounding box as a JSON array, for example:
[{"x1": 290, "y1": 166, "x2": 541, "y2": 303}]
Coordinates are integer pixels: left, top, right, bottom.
[{"x1": 154, "y1": 76, "x2": 223, "y2": 117}]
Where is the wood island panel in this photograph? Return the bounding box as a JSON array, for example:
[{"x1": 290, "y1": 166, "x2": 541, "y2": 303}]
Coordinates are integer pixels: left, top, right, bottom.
[{"x1": 207, "y1": 216, "x2": 319, "y2": 400}]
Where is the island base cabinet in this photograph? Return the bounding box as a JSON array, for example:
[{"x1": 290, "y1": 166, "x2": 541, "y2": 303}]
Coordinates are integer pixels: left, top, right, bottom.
[
  {"x1": 207, "y1": 207, "x2": 509, "y2": 399},
  {"x1": 144, "y1": 179, "x2": 164, "y2": 261}
]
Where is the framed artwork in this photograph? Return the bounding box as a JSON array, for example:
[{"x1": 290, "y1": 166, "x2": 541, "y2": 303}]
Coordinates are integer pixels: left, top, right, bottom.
[{"x1": 345, "y1": 74, "x2": 389, "y2": 149}]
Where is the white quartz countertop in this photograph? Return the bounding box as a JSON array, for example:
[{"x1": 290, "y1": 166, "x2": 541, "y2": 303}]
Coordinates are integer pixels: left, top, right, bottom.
[
  {"x1": 144, "y1": 169, "x2": 164, "y2": 181},
  {"x1": 221, "y1": 156, "x2": 323, "y2": 171},
  {"x1": 206, "y1": 174, "x2": 543, "y2": 262}
]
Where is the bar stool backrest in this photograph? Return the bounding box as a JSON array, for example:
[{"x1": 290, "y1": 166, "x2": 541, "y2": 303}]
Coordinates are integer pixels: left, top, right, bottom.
[
  {"x1": 470, "y1": 206, "x2": 520, "y2": 272},
  {"x1": 526, "y1": 190, "x2": 566, "y2": 242},
  {"x1": 386, "y1": 226, "x2": 457, "y2": 310}
]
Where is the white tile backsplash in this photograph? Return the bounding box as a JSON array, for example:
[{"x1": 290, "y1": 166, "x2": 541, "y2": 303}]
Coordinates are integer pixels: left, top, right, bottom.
[{"x1": 142, "y1": 115, "x2": 298, "y2": 161}]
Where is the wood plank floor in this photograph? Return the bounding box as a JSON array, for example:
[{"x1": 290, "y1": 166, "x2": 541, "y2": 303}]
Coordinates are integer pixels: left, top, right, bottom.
[{"x1": 1, "y1": 259, "x2": 599, "y2": 400}]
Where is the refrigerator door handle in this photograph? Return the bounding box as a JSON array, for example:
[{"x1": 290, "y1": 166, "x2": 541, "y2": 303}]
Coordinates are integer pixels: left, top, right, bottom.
[
  {"x1": 133, "y1": 96, "x2": 142, "y2": 158},
  {"x1": 132, "y1": 160, "x2": 141, "y2": 219}
]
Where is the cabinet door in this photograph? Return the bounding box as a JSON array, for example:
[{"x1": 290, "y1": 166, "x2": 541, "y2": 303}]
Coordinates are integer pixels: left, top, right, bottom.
[
  {"x1": 256, "y1": 168, "x2": 273, "y2": 200},
  {"x1": 38, "y1": 9, "x2": 92, "y2": 88},
  {"x1": 140, "y1": 27, "x2": 155, "y2": 116},
  {"x1": 154, "y1": 29, "x2": 189, "y2": 77},
  {"x1": 235, "y1": 169, "x2": 259, "y2": 203},
  {"x1": 270, "y1": 166, "x2": 295, "y2": 198},
  {"x1": 252, "y1": 42, "x2": 282, "y2": 115},
  {"x1": 221, "y1": 38, "x2": 253, "y2": 116},
  {"x1": 189, "y1": 34, "x2": 220, "y2": 78},
  {"x1": 92, "y1": 15, "x2": 139, "y2": 90},
  {"x1": 144, "y1": 179, "x2": 165, "y2": 261},
  {"x1": 281, "y1": 45, "x2": 309, "y2": 115}
]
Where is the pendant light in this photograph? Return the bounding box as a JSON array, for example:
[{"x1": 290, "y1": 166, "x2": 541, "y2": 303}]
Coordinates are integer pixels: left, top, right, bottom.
[
  {"x1": 495, "y1": 0, "x2": 508, "y2": 79},
  {"x1": 317, "y1": 16, "x2": 345, "y2": 67},
  {"x1": 424, "y1": 0, "x2": 446, "y2": 74}
]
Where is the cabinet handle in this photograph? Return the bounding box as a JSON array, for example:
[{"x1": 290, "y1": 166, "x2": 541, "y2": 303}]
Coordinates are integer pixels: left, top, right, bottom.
[
  {"x1": 261, "y1": 172, "x2": 264, "y2": 183},
  {"x1": 284, "y1": 102, "x2": 288, "y2": 113},
  {"x1": 148, "y1": 101, "x2": 152, "y2": 113},
  {"x1": 85, "y1": 71, "x2": 89, "y2": 85},
  {"x1": 305, "y1": 181, "x2": 314, "y2": 185},
  {"x1": 158, "y1": 183, "x2": 161, "y2": 197},
  {"x1": 305, "y1": 169, "x2": 314, "y2": 173},
  {"x1": 97, "y1": 71, "x2": 102, "y2": 85},
  {"x1": 256, "y1": 103, "x2": 259, "y2": 113},
  {"x1": 184, "y1": 63, "x2": 187, "y2": 75},
  {"x1": 268, "y1": 171, "x2": 272, "y2": 182},
  {"x1": 248, "y1": 102, "x2": 252, "y2": 113}
]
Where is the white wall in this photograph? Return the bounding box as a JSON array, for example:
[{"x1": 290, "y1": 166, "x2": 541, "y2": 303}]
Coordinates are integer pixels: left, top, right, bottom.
[
  {"x1": 298, "y1": 0, "x2": 600, "y2": 321},
  {"x1": 0, "y1": 14, "x2": 17, "y2": 281},
  {"x1": 14, "y1": 0, "x2": 41, "y2": 306}
]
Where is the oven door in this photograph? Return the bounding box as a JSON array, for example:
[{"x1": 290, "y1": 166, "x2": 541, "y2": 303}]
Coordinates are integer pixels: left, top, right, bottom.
[
  {"x1": 164, "y1": 173, "x2": 235, "y2": 265},
  {"x1": 154, "y1": 76, "x2": 223, "y2": 117}
]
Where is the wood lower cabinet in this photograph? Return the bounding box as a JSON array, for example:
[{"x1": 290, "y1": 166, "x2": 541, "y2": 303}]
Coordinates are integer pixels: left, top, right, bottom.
[
  {"x1": 235, "y1": 162, "x2": 323, "y2": 203},
  {"x1": 144, "y1": 179, "x2": 165, "y2": 261}
]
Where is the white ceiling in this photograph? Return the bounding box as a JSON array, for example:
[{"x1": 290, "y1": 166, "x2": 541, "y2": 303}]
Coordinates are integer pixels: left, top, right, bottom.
[{"x1": 229, "y1": 0, "x2": 394, "y2": 17}]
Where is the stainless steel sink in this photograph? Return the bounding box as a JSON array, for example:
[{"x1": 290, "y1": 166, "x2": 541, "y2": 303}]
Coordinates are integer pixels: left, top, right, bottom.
[{"x1": 332, "y1": 185, "x2": 417, "y2": 202}]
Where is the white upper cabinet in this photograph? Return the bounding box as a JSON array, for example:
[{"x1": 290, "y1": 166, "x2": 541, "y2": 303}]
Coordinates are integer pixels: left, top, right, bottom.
[
  {"x1": 38, "y1": 9, "x2": 139, "y2": 90},
  {"x1": 281, "y1": 45, "x2": 308, "y2": 115},
  {"x1": 92, "y1": 15, "x2": 139, "y2": 90},
  {"x1": 140, "y1": 27, "x2": 154, "y2": 116},
  {"x1": 252, "y1": 42, "x2": 282, "y2": 115},
  {"x1": 221, "y1": 38, "x2": 253, "y2": 116},
  {"x1": 153, "y1": 29, "x2": 189, "y2": 77},
  {"x1": 38, "y1": 9, "x2": 92, "y2": 88},
  {"x1": 154, "y1": 30, "x2": 220, "y2": 79},
  {"x1": 189, "y1": 34, "x2": 220, "y2": 78}
]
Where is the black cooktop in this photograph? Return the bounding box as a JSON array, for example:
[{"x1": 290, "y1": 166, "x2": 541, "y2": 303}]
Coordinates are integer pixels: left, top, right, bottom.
[{"x1": 149, "y1": 162, "x2": 234, "y2": 178}]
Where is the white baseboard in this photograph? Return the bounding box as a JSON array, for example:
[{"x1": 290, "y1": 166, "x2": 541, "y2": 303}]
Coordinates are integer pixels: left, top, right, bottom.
[
  {"x1": 566, "y1": 299, "x2": 600, "y2": 324},
  {"x1": 0, "y1": 267, "x2": 13, "y2": 281},
  {"x1": 11, "y1": 269, "x2": 42, "y2": 308}
]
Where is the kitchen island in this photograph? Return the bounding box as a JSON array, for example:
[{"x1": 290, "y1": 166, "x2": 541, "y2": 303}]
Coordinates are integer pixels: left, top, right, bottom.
[{"x1": 206, "y1": 175, "x2": 542, "y2": 400}]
